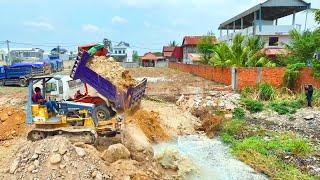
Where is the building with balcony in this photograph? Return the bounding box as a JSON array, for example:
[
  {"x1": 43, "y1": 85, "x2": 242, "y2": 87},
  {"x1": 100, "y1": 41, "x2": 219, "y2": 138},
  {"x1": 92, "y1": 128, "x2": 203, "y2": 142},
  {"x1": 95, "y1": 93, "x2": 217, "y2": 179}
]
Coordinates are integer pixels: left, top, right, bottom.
[
  {"x1": 10, "y1": 48, "x2": 44, "y2": 62},
  {"x1": 218, "y1": 0, "x2": 311, "y2": 51},
  {"x1": 110, "y1": 41, "x2": 134, "y2": 63}
]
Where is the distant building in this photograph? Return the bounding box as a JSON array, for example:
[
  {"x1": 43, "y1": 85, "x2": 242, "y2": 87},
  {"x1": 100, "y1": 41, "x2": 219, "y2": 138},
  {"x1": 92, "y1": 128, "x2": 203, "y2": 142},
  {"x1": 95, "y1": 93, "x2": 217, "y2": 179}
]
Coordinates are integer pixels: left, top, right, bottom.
[
  {"x1": 218, "y1": 0, "x2": 311, "y2": 57},
  {"x1": 162, "y1": 46, "x2": 175, "y2": 61},
  {"x1": 110, "y1": 41, "x2": 134, "y2": 62},
  {"x1": 0, "y1": 49, "x2": 7, "y2": 61},
  {"x1": 141, "y1": 52, "x2": 166, "y2": 67},
  {"x1": 50, "y1": 47, "x2": 69, "y2": 61},
  {"x1": 10, "y1": 48, "x2": 44, "y2": 62}
]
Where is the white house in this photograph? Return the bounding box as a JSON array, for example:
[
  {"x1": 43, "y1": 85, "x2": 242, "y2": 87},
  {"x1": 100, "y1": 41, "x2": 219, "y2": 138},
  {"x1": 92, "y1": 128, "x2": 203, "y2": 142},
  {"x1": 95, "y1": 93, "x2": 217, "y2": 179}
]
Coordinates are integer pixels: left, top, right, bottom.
[
  {"x1": 9, "y1": 48, "x2": 44, "y2": 62},
  {"x1": 110, "y1": 41, "x2": 134, "y2": 62},
  {"x1": 218, "y1": 0, "x2": 311, "y2": 51}
]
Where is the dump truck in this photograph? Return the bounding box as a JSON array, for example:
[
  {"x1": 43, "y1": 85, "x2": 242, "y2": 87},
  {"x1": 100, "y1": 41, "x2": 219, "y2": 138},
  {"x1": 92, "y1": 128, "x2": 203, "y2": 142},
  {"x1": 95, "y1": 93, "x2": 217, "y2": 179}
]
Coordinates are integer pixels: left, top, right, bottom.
[
  {"x1": 26, "y1": 44, "x2": 147, "y2": 144},
  {"x1": 0, "y1": 62, "x2": 51, "y2": 86}
]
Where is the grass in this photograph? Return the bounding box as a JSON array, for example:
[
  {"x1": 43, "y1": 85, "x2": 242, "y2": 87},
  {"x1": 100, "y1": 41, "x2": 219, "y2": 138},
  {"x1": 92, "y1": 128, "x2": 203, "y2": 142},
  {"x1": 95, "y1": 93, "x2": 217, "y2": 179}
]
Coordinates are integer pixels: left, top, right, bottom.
[
  {"x1": 220, "y1": 119, "x2": 315, "y2": 179},
  {"x1": 268, "y1": 99, "x2": 304, "y2": 115},
  {"x1": 258, "y1": 83, "x2": 275, "y2": 101},
  {"x1": 241, "y1": 98, "x2": 264, "y2": 113}
]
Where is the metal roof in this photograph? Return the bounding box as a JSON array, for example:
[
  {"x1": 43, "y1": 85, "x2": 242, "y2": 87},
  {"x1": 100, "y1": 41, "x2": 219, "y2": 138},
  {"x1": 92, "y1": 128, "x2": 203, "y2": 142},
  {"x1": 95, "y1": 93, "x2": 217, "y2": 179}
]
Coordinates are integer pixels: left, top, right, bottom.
[{"x1": 219, "y1": 0, "x2": 311, "y2": 30}]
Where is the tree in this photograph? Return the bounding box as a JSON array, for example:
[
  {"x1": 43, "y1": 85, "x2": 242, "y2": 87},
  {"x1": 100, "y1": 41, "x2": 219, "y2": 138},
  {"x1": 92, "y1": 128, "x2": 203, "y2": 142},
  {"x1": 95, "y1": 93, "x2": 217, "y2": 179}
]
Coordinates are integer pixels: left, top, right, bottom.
[
  {"x1": 209, "y1": 33, "x2": 275, "y2": 67},
  {"x1": 315, "y1": 9, "x2": 320, "y2": 24},
  {"x1": 132, "y1": 51, "x2": 140, "y2": 62},
  {"x1": 168, "y1": 41, "x2": 178, "y2": 47},
  {"x1": 285, "y1": 29, "x2": 320, "y2": 65},
  {"x1": 197, "y1": 33, "x2": 216, "y2": 64}
]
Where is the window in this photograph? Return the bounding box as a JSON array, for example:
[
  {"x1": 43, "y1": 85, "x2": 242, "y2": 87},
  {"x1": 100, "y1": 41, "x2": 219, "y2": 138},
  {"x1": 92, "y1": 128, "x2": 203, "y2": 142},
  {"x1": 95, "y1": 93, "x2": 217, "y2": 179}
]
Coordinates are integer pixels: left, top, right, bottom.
[
  {"x1": 45, "y1": 82, "x2": 57, "y2": 93},
  {"x1": 269, "y1": 37, "x2": 279, "y2": 46}
]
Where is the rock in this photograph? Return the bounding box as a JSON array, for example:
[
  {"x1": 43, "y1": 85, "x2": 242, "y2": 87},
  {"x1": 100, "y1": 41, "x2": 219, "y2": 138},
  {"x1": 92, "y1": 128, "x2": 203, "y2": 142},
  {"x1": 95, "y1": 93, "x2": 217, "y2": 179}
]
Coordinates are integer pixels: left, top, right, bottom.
[
  {"x1": 9, "y1": 158, "x2": 20, "y2": 174},
  {"x1": 34, "y1": 160, "x2": 40, "y2": 167},
  {"x1": 50, "y1": 154, "x2": 62, "y2": 164},
  {"x1": 7, "y1": 111, "x2": 13, "y2": 116},
  {"x1": 63, "y1": 154, "x2": 70, "y2": 162},
  {"x1": 304, "y1": 114, "x2": 315, "y2": 120},
  {"x1": 74, "y1": 147, "x2": 86, "y2": 157},
  {"x1": 32, "y1": 169, "x2": 39, "y2": 174},
  {"x1": 176, "y1": 95, "x2": 185, "y2": 106},
  {"x1": 59, "y1": 144, "x2": 68, "y2": 155},
  {"x1": 101, "y1": 143, "x2": 130, "y2": 163},
  {"x1": 59, "y1": 164, "x2": 66, "y2": 169},
  {"x1": 93, "y1": 171, "x2": 103, "y2": 180},
  {"x1": 34, "y1": 147, "x2": 42, "y2": 154},
  {"x1": 27, "y1": 165, "x2": 36, "y2": 172},
  {"x1": 11, "y1": 130, "x2": 16, "y2": 136},
  {"x1": 31, "y1": 154, "x2": 39, "y2": 160},
  {"x1": 224, "y1": 114, "x2": 233, "y2": 119}
]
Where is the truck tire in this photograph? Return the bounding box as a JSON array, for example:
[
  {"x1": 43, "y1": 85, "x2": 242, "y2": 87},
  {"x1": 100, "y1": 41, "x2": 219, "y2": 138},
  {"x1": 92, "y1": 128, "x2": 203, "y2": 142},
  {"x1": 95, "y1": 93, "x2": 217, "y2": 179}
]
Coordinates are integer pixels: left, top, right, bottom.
[
  {"x1": 92, "y1": 105, "x2": 112, "y2": 123},
  {"x1": 19, "y1": 78, "x2": 28, "y2": 87}
]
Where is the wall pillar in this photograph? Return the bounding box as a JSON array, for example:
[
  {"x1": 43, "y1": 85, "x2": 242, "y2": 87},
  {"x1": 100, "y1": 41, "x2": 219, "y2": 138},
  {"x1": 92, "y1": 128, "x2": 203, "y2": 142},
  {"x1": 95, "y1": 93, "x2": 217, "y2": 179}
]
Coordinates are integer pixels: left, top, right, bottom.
[
  {"x1": 253, "y1": 11, "x2": 257, "y2": 35},
  {"x1": 233, "y1": 21, "x2": 236, "y2": 33},
  {"x1": 292, "y1": 10, "x2": 296, "y2": 26},
  {"x1": 231, "y1": 67, "x2": 237, "y2": 91},
  {"x1": 220, "y1": 29, "x2": 222, "y2": 38},
  {"x1": 259, "y1": 7, "x2": 262, "y2": 32},
  {"x1": 275, "y1": 19, "x2": 278, "y2": 26},
  {"x1": 241, "y1": 18, "x2": 244, "y2": 29}
]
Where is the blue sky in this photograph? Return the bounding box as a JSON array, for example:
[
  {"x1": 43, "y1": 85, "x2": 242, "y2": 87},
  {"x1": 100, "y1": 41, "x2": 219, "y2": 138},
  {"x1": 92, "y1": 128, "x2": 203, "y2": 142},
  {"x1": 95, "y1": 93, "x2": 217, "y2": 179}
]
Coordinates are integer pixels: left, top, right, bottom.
[{"x1": 0, "y1": 0, "x2": 319, "y2": 54}]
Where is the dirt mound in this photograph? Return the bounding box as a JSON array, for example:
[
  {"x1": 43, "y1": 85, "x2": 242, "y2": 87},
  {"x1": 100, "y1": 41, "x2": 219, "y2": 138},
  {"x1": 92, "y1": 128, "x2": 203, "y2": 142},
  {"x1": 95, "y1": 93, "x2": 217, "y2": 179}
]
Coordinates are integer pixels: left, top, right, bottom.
[
  {"x1": 0, "y1": 107, "x2": 28, "y2": 141},
  {"x1": 88, "y1": 56, "x2": 137, "y2": 91},
  {"x1": 1, "y1": 136, "x2": 112, "y2": 180},
  {"x1": 126, "y1": 109, "x2": 170, "y2": 143}
]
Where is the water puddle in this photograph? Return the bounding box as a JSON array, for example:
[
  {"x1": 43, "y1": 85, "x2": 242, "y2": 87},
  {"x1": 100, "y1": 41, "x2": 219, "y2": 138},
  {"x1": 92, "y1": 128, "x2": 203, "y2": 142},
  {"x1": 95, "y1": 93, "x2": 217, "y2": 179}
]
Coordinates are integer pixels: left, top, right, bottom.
[{"x1": 153, "y1": 135, "x2": 268, "y2": 180}]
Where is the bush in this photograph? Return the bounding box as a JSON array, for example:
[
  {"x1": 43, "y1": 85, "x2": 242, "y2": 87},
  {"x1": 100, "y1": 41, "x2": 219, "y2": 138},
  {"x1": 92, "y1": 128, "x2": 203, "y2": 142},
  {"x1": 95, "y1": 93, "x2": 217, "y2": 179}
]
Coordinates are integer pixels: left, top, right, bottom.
[
  {"x1": 241, "y1": 98, "x2": 264, "y2": 113},
  {"x1": 283, "y1": 63, "x2": 305, "y2": 89},
  {"x1": 240, "y1": 86, "x2": 255, "y2": 98},
  {"x1": 258, "y1": 83, "x2": 275, "y2": 101},
  {"x1": 269, "y1": 99, "x2": 304, "y2": 115},
  {"x1": 312, "y1": 59, "x2": 320, "y2": 78},
  {"x1": 232, "y1": 107, "x2": 246, "y2": 119}
]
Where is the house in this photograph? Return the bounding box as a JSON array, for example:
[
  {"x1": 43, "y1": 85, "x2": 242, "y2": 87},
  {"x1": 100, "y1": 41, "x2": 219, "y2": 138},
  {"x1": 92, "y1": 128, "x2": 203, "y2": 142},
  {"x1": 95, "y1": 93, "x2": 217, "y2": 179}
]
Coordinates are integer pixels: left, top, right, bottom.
[
  {"x1": 110, "y1": 41, "x2": 134, "y2": 63},
  {"x1": 162, "y1": 46, "x2": 175, "y2": 61},
  {"x1": 141, "y1": 52, "x2": 166, "y2": 67},
  {"x1": 0, "y1": 49, "x2": 7, "y2": 61},
  {"x1": 171, "y1": 47, "x2": 183, "y2": 62},
  {"x1": 218, "y1": 0, "x2": 311, "y2": 56},
  {"x1": 10, "y1": 48, "x2": 44, "y2": 62}
]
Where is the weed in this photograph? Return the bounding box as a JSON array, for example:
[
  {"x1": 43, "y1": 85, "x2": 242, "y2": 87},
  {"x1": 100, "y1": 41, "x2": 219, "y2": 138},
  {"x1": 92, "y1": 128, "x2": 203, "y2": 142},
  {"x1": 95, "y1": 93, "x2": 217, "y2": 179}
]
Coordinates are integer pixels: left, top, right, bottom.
[
  {"x1": 232, "y1": 107, "x2": 245, "y2": 119},
  {"x1": 283, "y1": 63, "x2": 305, "y2": 89},
  {"x1": 258, "y1": 83, "x2": 275, "y2": 101},
  {"x1": 240, "y1": 86, "x2": 255, "y2": 98},
  {"x1": 241, "y1": 98, "x2": 264, "y2": 113},
  {"x1": 269, "y1": 99, "x2": 304, "y2": 115}
]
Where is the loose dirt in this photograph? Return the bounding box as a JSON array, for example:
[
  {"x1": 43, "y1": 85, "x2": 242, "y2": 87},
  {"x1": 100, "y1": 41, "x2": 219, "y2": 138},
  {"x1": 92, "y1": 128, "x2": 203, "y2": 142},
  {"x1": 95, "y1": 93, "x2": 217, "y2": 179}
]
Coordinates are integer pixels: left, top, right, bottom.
[
  {"x1": 88, "y1": 56, "x2": 136, "y2": 91},
  {"x1": 0, "y1": 107, "x2": 29, "y2": 142},
  {"x1": 126, "y1": 108, "x2": 170, "y2": 143}
]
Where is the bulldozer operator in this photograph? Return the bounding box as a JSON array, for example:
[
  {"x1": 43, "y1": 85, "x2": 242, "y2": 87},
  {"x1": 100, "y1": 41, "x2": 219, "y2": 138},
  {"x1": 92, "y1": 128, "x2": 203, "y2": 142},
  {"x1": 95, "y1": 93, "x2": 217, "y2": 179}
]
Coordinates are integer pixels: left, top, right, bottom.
[{"x1": 32, "y1": 87, "x2": 58, "y2": 113}]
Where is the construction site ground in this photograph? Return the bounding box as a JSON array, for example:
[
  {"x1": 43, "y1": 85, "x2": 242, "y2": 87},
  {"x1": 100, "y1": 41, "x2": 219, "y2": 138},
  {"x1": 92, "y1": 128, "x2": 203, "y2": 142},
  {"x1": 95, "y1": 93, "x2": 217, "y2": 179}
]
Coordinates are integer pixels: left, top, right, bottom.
[{"x1": 0, "y1": 67, "x2": 269, "y2": 179}]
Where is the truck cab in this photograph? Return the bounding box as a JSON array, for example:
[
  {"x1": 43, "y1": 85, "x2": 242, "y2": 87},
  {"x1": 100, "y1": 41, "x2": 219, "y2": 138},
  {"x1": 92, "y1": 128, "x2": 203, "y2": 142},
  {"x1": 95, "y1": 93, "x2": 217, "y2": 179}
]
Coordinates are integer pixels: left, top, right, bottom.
[{"x1": 0, "y1": 66, "x2": 5, "y2": 85}]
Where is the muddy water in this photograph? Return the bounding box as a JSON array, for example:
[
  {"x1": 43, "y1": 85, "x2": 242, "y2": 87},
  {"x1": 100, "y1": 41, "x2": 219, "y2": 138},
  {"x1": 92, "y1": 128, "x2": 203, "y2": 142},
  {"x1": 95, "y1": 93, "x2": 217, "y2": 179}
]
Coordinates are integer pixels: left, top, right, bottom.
[{"x1": 153, "y1": 135, "x2": 268, "y2": 180}]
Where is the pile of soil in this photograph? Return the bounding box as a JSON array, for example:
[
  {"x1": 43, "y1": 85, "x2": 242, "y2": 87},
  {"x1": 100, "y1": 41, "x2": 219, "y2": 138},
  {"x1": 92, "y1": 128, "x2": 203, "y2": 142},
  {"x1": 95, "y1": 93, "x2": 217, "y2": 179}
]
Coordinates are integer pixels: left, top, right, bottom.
[
  {"x1": 88, "y1": 56, "x2": 137, "y2": 91},
  {"x1": 0, "y1": 107, "x2": 27, "y2": 141},
  {"x1": 126, "y1": 109, "x2": 170, "y2": 143}
]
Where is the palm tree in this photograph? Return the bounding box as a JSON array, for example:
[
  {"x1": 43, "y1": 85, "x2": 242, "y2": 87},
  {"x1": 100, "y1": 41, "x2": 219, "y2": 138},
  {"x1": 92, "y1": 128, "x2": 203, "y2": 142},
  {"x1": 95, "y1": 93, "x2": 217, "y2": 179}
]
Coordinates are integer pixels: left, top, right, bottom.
[{"x1": 168, "y1": 41, "x2": 178, "y2": 47}]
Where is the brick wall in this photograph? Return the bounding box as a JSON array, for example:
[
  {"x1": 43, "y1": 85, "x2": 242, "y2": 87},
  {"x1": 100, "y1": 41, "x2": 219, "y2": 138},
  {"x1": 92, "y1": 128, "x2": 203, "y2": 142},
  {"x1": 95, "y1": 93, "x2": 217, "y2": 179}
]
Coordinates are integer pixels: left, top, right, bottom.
[{"x1": 168, "y1": 62, "x2": 320, "y2": 91}]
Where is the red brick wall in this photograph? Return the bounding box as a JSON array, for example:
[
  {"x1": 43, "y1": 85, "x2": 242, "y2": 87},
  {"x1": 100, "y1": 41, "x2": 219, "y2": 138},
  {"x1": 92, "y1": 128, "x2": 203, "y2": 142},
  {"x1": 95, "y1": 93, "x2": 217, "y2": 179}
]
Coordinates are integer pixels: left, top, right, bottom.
[
  {"x1": 295, "y1": 68, "x2": 320, "y2": 91},
  {"x1": 168, "y1": 63, "x2": 320, "y2": 91},
  {"x1": 236, "y1": 68, "x2": 259, "y2": 90},
  {"x1": 261, "y1": 67, "x2": 286, "y2": 88}
]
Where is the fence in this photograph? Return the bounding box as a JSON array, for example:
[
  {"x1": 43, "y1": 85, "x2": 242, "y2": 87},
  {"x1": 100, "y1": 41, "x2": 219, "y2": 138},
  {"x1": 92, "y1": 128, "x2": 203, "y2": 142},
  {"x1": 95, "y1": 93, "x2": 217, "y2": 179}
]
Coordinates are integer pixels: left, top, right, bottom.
[{"x1": 169, "y1": 62, "x2": 320, "y2": 91}]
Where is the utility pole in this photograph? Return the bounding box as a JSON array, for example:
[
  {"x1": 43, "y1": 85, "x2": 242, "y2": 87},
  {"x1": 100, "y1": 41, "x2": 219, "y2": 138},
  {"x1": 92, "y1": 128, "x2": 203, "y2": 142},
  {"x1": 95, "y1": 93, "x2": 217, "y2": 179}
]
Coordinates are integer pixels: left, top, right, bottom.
[{"x1": 6, "y1": 40, "x2": 11, "y2": 65}]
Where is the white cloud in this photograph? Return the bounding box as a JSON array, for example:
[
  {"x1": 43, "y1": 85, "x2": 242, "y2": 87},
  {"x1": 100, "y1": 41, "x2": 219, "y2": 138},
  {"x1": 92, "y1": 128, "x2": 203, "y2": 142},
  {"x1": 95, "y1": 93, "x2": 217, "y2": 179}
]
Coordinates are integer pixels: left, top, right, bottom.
[
  {"x1": 23, "y1": 21, "x2": 54, "y2": 31},
  {"x1": 111, "y1": 16, "x2": 128, "y2": 24},
  {"x1": 82, "y1": 24, "x2": 102, "y2": 33}
]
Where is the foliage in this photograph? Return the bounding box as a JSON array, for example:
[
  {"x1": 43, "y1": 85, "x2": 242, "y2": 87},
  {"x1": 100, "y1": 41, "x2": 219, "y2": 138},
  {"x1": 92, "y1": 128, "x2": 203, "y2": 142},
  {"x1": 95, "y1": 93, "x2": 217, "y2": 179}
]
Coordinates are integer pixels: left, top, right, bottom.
[
  {"x1": 283, "y1": 63, "x2": 305, "y2": 89},
  {"x1": 285, "y1": 29, "x2": 320, "y2": 65},
  {"x1": 258, "y1": 83, "x2": 275, "y2": 101},
  {"x1": 153, "y1": 52, "x2": 162, "y2": 56},
  {"x1": 209, "y1": 34, "x2": 276, "y2": 67},
  {"x1": 315, "y1": 9, "x2": 320, "y2": 24},
  {"x1": 132, "y1": 51, "x2": 140, "y2": 62},
  {"x1": 240, "y1": 86, "x2": 255, "y2": 98},
  {"x1": 232, "y1": 107, "x2": 245, "y2": 119},
  {"x1": 197, "y1": 33, "x2": 216, "y2": 64},
  {"x1": 268, "y1": 99, "x2": 304, "y2": 115},
  {"x1": 298, "y1": 88, "x2": 320, "y2": 107},
  {"x1": 241, "y1": 98, "x2": 264, "y2": 113},
  {"x1": 168, "y1": 41, "x2": 179, "y2": 47},
  {"x1": 312, "y1": 59, "x2": 320, "y2": 78},
  {"x1": 220, "y1": 120, "x2": 315, "y2": 179}
]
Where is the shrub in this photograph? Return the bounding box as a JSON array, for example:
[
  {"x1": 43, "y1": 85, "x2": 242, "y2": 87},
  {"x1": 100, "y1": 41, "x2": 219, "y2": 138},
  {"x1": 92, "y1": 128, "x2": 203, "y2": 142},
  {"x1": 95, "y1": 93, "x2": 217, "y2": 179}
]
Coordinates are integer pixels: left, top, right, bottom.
[
  {"x1": 232, "y1": 107, "x2": 246, "y2": 119},
  {"x1": 269, "y1": 99, "x2": 304, "y2": 115},
  {"x1": 241, "y1": 98, "x2": 264, "y2": 113},
  {"x1": 283, "y1": 63, "x2": 305, "y2": 89},
  {"x1": 258, "y1": 83, "x2": 275, "y2": 101},
  {"x1": 240, "y1": 86, "x2": 255, "y2": 98}
]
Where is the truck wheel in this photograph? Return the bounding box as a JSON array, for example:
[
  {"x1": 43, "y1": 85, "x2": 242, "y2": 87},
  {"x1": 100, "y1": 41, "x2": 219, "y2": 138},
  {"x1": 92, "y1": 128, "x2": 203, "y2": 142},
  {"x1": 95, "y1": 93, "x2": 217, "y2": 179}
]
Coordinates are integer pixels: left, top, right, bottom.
[
  {"x1": 93, "y1": 105, "x2": 111, "y2": 123},
  {"x1": 19, "y1": 79, "x2": 28, "y2": 87}
]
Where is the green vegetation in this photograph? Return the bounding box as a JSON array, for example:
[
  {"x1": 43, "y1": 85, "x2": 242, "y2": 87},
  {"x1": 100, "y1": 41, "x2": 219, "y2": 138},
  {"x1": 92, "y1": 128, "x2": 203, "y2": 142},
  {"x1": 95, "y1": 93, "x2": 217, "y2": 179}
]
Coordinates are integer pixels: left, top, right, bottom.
[
  {"x1": 220, "y1": 120, "x2": 315, "y2": 179},
  {"x1": 258, "y1": 83, "x2": 275, "y2": 101},
  {"x1": 315, "y1": 9, "x2": 320, "y2": 24},
  {"x1": 209, "y1": 34, "x2": 276, "y2": 67},
  {"x1": 241, "y1": 98, "x2": 264, "y2": 113},
  {"x1": 197, "y1": 32, "x2": 216, "y2": 64},
  {"x1": 312, "y1": 59, "x2": 320, "y2": 78},
  {"x1": 168, "y1": 40, "x2": 179, "y2": 47},
  {"x1": 268, "y1": 99, "x2": 304, "y2": 115},
  {"x1": 232, "y1": 107, "x2": 245, "y2": 119},
  {"x1": 132, "y1": 51, "x2": 140, "y2": 62},
  {"x1": 283, "y1": 63, "x2": 305, "y2": 89}
]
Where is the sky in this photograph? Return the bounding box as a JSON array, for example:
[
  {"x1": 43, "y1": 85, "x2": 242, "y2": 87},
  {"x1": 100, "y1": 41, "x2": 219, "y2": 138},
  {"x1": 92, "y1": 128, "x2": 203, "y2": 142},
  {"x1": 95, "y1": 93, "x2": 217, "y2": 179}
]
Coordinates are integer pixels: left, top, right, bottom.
[{"x1": 0, "y1": 0, "x2": 319, "y2": 54}]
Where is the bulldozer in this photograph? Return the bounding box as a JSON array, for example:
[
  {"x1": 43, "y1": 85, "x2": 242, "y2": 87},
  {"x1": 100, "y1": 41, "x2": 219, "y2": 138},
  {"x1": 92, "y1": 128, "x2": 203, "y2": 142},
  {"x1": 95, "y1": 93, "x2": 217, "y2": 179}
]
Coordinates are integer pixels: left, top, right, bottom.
[{"x1": 26, "y1": 44, "x2": 147, "y2": 144}]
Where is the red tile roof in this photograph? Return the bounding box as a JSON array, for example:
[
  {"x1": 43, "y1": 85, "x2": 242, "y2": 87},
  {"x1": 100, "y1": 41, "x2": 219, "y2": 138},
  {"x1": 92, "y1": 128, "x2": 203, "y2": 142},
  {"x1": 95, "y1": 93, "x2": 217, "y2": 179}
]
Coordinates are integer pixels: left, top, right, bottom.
[
  {"x1": 182, "y1": 36, "x2": 217, "y2": 46},
  {"x1": 162, "y1": 46, "x2": 175, "y2": 58},
  {"x1": 141, "y1": 52, "x2": 157, "y2": 61}
]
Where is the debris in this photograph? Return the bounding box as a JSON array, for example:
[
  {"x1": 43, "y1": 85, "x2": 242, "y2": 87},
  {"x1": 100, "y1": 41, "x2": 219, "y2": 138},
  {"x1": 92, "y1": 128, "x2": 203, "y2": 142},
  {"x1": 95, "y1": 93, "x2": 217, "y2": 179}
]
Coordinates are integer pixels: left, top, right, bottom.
[
  {"x1": 9, "y1": 158, "x2": 20, "y2": 174},
  {"x1": 50, "y1": 154, "x2": 62, "y2": 164},
  {"x1": 101, "y1": 143, "x2": 130, "y2": 163},
  {"x1": 74, "y1": 147, "x2": 86, "y2": 157},
  {"x1": 304, "y1": 114, "x2": 315, "y2": 120}
]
